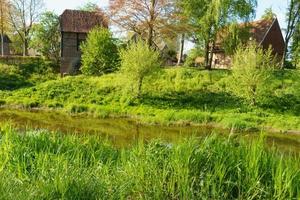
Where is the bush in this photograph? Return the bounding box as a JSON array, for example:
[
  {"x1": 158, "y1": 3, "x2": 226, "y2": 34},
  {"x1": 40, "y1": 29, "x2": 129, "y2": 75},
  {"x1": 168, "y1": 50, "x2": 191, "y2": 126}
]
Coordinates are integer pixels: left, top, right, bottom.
[
  {"x1": 120, "y1": 40, "x2": 161, "y2": 99},
  {"x1": 230, "y1": 43, "x2": 278, "y2": 106},
  {"x1": 80, "y1": 27, "x2": 120, "y2": 75}
]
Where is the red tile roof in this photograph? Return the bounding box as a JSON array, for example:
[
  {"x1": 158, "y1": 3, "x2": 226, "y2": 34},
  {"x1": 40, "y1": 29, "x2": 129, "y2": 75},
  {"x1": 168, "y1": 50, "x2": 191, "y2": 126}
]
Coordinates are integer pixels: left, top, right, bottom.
[{"x1": 60, "y1": 9, "x2": 108, "y2": 33}]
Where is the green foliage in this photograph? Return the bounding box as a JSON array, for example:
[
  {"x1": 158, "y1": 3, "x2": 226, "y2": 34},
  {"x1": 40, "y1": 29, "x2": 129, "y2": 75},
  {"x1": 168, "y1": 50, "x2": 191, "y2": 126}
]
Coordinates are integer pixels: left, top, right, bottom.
[
  {"x1": 0, "y1": 61, "x2": 58, "y2": 90},
  {"x1": 2, "y1": 65, "x2": 300, "y2": 131},
  {"x1": 184, "y1": 46, "x2": 204, "y2": 67},
  {"x1": 120, "y1": 41, "x2": 161, "y2": 99},
  {"x1": 77, "y1": 1, "x2": 101, "y2": 11},
  {"x1": 30, "y1": 12, "x2": 60, "y2": 63},
  {"x1": 80, "y1": 28, "x2": 120, "y2": 76},
  {"x1": 221, "y1": 23, "x2": 251, "y2": 55},
  {"x1": 261, "y1": 7, "x2": 277, "y2": 20},
  {"x1": 291, "y1": 23, "x2": 300, "y2": 68},
  {"x1": 179, "y1": 0, "x2": 257, "y2": 68},
  {"x1": 230, "y1": 43, "x2": 278, "y2": 106},
  {"x1": 0, "y1": 124, "x2": 299, "y2": 199}
]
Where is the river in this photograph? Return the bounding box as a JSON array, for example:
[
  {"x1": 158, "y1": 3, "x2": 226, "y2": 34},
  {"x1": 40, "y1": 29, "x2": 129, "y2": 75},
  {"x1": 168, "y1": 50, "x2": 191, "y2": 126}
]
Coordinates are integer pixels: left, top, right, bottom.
[{"x1": 0, "y1": 109, "x2": 299, "y2": 153}]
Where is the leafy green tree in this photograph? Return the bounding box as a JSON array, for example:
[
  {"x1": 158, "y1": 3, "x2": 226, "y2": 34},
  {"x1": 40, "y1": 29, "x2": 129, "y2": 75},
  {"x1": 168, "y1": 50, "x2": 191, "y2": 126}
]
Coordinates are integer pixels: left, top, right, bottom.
[
  {"x1": 282, "y1": 0, "x2": 300, "y2": 68},
  {"x1": 261, "y1": 7, "x2": 277, "y2": 20},
  {"x1": 30, "y1": 12, "x2": 60, "y2": 63},
  {"x1": 120, "y1": 41, "x2": 161, "y2": 99},
  {"x1": 179, "y1": 0, "x2": 257, "y2": 69},
  {"x1": 80, "y1": 27, "x2": 120, "y2": 76},
  {"x1": 291, "y1": 22, "x2": 300, "y2": 68},
  {"x1": 78, "y1": 2, "x2": 101, "y2": 12},
  {"x1": 230, "y1": 43, "x2": 277, "y2": 106}
]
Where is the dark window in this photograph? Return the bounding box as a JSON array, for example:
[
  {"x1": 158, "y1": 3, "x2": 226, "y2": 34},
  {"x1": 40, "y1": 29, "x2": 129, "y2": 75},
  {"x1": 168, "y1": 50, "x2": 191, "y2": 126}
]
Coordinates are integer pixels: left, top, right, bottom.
[{"x1": 76, "y1": 33, "x2": 85, "y2": 51}]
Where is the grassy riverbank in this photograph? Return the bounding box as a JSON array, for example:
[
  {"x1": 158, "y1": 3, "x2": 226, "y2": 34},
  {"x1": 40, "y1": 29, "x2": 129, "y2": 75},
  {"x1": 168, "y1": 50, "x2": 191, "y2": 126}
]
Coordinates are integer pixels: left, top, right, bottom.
[
  {"x1": 0, "y1": 123, "x2": 299, "y2": 199},
  {"x1": 1, "y1": 67, "x2": 300, "y2": 131}
]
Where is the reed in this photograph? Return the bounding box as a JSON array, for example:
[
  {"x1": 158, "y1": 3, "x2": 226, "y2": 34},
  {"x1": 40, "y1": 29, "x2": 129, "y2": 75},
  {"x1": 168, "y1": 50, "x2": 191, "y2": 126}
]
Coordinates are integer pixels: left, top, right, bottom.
[{"x1": 0, "y1": 123, "x2": 299, "y2": 199}]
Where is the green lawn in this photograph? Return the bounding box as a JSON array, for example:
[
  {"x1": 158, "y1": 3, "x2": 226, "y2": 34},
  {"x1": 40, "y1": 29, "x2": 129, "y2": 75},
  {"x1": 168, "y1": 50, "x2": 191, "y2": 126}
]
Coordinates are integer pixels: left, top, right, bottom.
[{"x1": 1, "y1": 65, "x2": 300, "y2": 131}]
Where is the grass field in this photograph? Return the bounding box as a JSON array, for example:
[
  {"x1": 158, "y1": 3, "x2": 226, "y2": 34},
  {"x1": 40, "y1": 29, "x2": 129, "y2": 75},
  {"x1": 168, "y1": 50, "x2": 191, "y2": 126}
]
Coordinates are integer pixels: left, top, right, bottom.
[
  {"x1": 0, "y1": 123, "x2": 299, "y2": 199},
  {"x1": 1, "y1": 65, "x2": 300, "y2": 131}
]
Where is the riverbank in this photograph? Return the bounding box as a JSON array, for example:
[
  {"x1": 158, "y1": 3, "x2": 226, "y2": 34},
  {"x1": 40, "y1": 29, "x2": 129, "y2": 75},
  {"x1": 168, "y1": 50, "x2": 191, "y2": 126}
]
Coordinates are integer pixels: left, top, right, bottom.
[
  {"x1": 0, "y1": 123, "x2": 299, "y2": 199},
  {"x1": 1, "y1": 68, "x2": 300, "y2": 132}
]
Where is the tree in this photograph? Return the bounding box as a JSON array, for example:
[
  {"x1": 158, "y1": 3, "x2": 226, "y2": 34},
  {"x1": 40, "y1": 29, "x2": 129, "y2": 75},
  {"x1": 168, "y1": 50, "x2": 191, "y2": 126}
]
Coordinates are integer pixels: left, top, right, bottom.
[
  {"x1": 78, "y1": 2, "x2": 101, "y2": 12},
  {"x1": 180, "y1": 0, "x2": 257, "y2": 69},
  {"x1": 109, "y1": 0, "x2": 181, "y2": 48},
  {"x1": 120, "y1": 40, "x2": 161, "y2": 99},
  {"x1": 291, "y1": 22, "x2": 300, "y2": 67},
  {"x1": 282, "y1": 0, "x2": 300, "y2": 68},
  {"x1": 0, "y1": 0, "x2": 10, "y2": 56},
  {"x1": 230, "y1": 43, "x2": 277, "y2": 106},
  {"x1": 80, "y1": 27, "x2": 120, "y2": 76},
  {"x1": 30, "y1": 12, "x2": 60, "y2": 63},
  {"x1": 8, "y1": 0, "x2": 44, "y2": 56},
  {"x1": 261, "y1": 7, "x2": 276, "y2": 20}
]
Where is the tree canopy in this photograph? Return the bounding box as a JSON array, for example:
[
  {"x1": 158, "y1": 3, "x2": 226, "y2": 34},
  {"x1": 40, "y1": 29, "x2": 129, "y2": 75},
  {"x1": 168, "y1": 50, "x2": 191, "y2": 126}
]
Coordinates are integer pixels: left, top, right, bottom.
[{"x1": 179, "y1": 0, "x2": 257, "y2": 69}]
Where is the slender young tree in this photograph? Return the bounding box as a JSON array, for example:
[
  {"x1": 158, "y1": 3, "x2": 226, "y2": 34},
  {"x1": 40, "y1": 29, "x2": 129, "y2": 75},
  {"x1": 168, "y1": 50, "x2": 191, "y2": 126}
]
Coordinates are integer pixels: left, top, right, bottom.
[
  {"x1": 8, "y1": 0, "x2": 44, "y2": 56},
  {"x1": 282, "y1": 0, "x2": 300, "y2": 68}
]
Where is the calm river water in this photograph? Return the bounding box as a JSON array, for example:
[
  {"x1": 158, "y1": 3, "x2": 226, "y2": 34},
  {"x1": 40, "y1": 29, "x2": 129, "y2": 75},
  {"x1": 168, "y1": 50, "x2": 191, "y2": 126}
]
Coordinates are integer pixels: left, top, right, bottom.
[{"x1": 0, "y1": 109, "x2": 299, "y2": 153}]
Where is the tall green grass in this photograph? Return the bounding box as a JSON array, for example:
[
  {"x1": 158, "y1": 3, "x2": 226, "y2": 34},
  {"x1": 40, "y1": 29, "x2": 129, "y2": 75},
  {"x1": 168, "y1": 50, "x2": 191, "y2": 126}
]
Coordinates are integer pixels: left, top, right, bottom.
[{"x1": 0, "y1": 123, "x2": 299, "y2": 199}]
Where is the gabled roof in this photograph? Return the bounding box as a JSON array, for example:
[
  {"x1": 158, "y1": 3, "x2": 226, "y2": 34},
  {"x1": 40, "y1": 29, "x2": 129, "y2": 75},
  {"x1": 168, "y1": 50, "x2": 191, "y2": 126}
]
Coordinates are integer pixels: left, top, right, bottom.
[
  {"x1": 214, "y1": 18, "x2": 283, "y2": 51},
  {"x1": 60, "y1": 9, "x2": 108, "y2": 33},
  {"x1": 0, "y1": 34, "x2": 11, "y2": 43},
  {"x1": 245, "y1": 18, "x2": 275, "y2": 44}
]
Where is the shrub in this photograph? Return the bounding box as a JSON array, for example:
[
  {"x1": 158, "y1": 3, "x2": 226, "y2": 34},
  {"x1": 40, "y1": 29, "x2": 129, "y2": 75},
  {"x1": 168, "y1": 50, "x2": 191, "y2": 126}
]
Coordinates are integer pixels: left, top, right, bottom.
[
  {"x1": 120, "y1": 40, "x2": 161, "y2": 99},
  {"x1": 230, "y1": 43, "x2": 278, "y2": 106},
  {"x1": 80, "y1": 27, "x2": 120, "y2": 76}
]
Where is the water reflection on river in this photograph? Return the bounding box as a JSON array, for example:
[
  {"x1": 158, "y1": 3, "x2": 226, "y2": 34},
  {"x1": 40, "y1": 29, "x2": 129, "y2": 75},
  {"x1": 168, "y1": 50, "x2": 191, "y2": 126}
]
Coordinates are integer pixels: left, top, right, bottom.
[{"x1": 0, "y1": 109, "x2": 299, "y2": 153}]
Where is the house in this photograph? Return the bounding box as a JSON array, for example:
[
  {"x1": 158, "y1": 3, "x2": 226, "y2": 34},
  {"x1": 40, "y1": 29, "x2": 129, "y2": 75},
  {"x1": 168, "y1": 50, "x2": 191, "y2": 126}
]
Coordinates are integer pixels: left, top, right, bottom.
[
  {"x1": 60, "y1": 9, "x2": 108, "y2": 75},
  {"x1": 0, "y1": 34, "x2": 11, "y2": 56},
  {"x1": 211, "y1": 18, "x2": 285, "y2": 69}
]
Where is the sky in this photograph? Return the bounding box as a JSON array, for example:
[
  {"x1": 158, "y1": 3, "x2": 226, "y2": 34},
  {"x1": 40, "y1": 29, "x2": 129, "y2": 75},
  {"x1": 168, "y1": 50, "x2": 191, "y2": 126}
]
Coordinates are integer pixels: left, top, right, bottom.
[
  {"x1": 45, "y1": 0, "x2": 288, "y2": 51},
  {"x1": 46, "y1": 0, "x2": 288, "y2": 27}
]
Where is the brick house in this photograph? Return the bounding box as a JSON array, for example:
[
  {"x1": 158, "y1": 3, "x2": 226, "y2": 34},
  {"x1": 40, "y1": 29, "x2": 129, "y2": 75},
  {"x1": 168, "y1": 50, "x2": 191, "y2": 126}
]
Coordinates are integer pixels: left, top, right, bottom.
[
  {"x1": 212, "y1": 18, "x2": 285, "y2": 69},
  {"x1": 0, "y1": 34, "x2": 11, "y2": 55},
  {"x1": 60, "y1": 9, "x2": 108, "y2": 75}
]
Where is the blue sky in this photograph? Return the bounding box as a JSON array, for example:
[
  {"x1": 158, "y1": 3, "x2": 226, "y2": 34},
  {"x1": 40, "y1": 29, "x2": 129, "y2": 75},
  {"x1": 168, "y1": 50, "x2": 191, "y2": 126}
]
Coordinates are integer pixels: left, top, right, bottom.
[{"x1": 46, "y1": 0, "x2": 288, "y2": 27}]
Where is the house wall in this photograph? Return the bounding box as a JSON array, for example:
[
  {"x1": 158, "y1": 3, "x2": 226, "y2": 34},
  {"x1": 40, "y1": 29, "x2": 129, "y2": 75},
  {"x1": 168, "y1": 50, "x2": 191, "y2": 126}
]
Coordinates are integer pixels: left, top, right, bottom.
[
  {"x1": 61, "y1": 32, "x2": 87, "y2": 74},
  {"x1": 211, "y1": 52, "x2": 232, "y2": 69},
  {"x1": 0, "y1": 42, "x2": 10, "y2": 55},
  {"x1": 261, "y1": 19, "x2": 285, "y2": 61}
]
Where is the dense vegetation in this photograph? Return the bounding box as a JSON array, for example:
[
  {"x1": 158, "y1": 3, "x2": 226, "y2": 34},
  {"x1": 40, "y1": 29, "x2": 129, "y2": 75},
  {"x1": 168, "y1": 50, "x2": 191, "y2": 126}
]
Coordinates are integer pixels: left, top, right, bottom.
[{"x1": 0, "y1": 123, "x2": 299, "y2": 199}]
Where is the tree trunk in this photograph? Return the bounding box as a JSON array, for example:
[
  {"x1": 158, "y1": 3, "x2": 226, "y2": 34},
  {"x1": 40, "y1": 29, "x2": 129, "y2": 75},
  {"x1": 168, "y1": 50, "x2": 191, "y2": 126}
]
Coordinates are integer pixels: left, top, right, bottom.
[
  {"x1": 137, "y1": 77, "x2": 143, "y2": 99},
  {"x1": 0, "y1": 33, "x2": 3, "y2": 57},
  {"x1": 204, "y1": 41, "x2": 210, "y2": 69},
  {"x1": 0, "y1": 2, "x2": 4, "y2": 57},
  {"x1": 23, "y1": 33, "x2": 29, "y2": 56},
  {"x1": 147, "y1": 0, "x2": 156, "y2": 48},
  {"x1": 281, "y1": 43, "x2": 288, "y2": 69},
  {"x1": 208, "y1": 41, "x2": 215, "y2": 70},
  {"x1": 177, "y1": 33, "x2": 185, "y2": 66}
]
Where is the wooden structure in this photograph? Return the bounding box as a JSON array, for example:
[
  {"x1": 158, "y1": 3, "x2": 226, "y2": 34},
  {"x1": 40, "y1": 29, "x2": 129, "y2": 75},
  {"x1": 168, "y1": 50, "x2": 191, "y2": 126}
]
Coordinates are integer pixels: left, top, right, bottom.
[
  {"x1": 60, "y1": 9, "x2": 108, "y2": 75},
  {"x1": 0, "y1": 34, "x2": 11, "y2": 56},
  {"x1": 212, "y1": 18, "x2": 285, "y2": 69}
]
